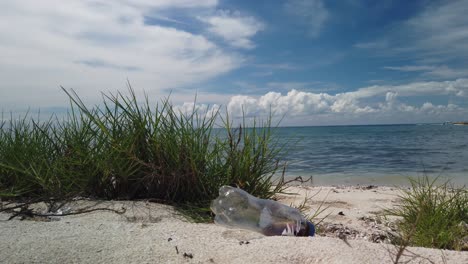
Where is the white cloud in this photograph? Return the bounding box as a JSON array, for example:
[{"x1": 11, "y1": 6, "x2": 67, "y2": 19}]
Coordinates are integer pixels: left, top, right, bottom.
[
  {"x1": 354, "y1": 40, "x2": 388, "y2": 50},
  {"x1": 227, "y1": 95, "x2": 260, "y2": 117},
  {"x1": 174, "y1": 102, "x2": 221, "y2": 119},
  {"x1": 253, "y1": 63, "x2": 299, "y2": 70},
  {"x1": 119, "y1": 0, "x2": 218, "y2": 9},
  {"x1": 249, "y1": 63, "x2": 299, "y2": 78},
  {"x1": 232, "y1": 81, "x2": 338, "y2": 95},
  {"x1": 251, "y1": 71, "x2": 273, "y2": 77},
  {"x1": 267, "y1": 81, "x2": 339, "y2": 92},
  {"x1": 384, "y1": 66, "x2": 436, "y2": 72},
  {"x1": 385, "y1": 91, "x2": 398, "y2": 103},
  {"x1": 267, "y1": 82, "x2": 310, "y2": 91},
  {"x1": 348, "y1": 79, "x2": 468, "y2": 98},
  {"x1": 222, "y1": 79, "x2": 468, "y2": 125},
  {"x1": 0, "y1": 1, "x2": 241, "y2": 109},
  {"x1": 384, "y1": 65, "x2": 468, "y2": 79},
  {"x1": 405, "y1": 0, "x2": 468, "y2": 56},
  {"x1": 285, "y1": 0, "x2": 329, "y2": 37},
  {"x1": 355, "y1": 0, "x2": 468, "y2": 63},
  {"x1": 424, "y1": 66, "x2": 468, "y2": 79},
  {"x1": 199, "y1": 10, "x2": 264, "y2": 49}
]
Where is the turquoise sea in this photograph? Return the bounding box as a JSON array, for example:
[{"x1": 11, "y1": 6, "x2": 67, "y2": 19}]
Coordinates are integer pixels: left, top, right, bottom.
[{"x1": 274, "y1": 124, "x2": 468, "y2": 186}]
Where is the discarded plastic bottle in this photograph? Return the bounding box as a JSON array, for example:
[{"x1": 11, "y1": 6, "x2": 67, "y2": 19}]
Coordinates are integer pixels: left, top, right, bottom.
[{"x1": 211, "y1": 186, "x2": 315, "y2": 237}]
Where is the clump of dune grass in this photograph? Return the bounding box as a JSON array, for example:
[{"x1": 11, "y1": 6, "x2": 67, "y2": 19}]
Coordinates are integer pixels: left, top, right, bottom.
[
  {"x1": 386, "y1": 176, "x2": 467, "y2": 251},
  {"x1": 0, "y1": 85, "x2": 287, "y2": 220}
]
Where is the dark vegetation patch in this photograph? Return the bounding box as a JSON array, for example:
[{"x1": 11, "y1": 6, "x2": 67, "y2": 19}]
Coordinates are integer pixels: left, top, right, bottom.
[{"x1": 0, "y1": 85, "x2": 287, "y2": 221}]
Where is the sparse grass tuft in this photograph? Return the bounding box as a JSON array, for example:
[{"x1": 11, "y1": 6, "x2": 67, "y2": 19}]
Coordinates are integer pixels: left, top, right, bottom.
[
  {"x1": 0, "y1": 85, "x2": 287, "y2": 220},
  {"x1": 290, "y1": 188, "x2": 331, "y2": 232},
  {"x1": 386, "y1": 176, "x2": 468, "y2": 251}
]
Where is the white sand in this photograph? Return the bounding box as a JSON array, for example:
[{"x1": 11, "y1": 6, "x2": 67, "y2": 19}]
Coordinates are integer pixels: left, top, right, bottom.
[{"x1": 1, "y1": 186, "x2": 467, "y2": 264}]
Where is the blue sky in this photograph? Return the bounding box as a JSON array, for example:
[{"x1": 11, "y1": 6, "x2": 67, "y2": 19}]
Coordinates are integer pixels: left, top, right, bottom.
[{"x1": 1, "y1": 0, "x2": 468, "y2": 125}]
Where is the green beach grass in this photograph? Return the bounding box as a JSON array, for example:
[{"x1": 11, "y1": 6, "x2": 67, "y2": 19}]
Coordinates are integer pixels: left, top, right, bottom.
[
  {"x1": 386, "y1": 176, "x2": 468, "y2": 251},
  {"x1": 0, "y1": 86, "x2": 287, "y2": 219}
]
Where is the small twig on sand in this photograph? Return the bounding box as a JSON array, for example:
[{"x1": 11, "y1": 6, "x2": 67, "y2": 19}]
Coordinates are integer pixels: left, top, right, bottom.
[
  {"x1": 1, "y1": 198, "x2": 126, "y2": 220},
  {"x1": 28, "y1": 207, "x2": 126, "y2": 218},
  {"x1": 283, "y1": 176, "x2": 314, "y2": 185},
  {"x1": 338, "y1": 232, "x2": 351, "y2": 247}
]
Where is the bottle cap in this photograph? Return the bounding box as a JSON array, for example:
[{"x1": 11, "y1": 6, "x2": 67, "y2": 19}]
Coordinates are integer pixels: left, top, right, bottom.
[{"x1": 307, "y1": 221, "x2": 315, "y2": 237}]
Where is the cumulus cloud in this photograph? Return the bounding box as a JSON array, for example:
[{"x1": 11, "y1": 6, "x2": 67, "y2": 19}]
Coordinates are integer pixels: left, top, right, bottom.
[
  {"x1": 0, "y1": 0, "x2": 241, "y2": 109},
  {"x1": 285, "y1": 0, "x2": 329, "y2": 37},
  {"x1": 222, "y1": 79, "x2": 468, "y2": 124},
  {"x1": 199, "y1": 10, "x2": 264, "y2": 49}
]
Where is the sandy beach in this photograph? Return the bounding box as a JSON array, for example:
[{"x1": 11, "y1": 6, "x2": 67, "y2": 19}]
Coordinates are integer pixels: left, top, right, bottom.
[{"x1": 1, "y1": 185, "x2": 467, "y2": 264}]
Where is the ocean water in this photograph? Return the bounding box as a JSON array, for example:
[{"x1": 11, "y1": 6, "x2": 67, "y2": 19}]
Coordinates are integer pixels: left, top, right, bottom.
[{"x1": 273, "y1": 124, "x2": 468, "y2": 186}]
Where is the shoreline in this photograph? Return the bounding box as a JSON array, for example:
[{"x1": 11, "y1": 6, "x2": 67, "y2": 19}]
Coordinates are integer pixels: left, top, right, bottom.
[
  {"x1": 280, "y1": 173, "x2": 468, "y2": 187},
  {"x1": 1, "y1": 185, "x2": 466, "y2": 263}
]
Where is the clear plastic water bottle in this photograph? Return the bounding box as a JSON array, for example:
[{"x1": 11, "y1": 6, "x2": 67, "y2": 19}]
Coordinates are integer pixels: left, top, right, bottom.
[{"x1": 211, "y1": 186, "x2": 315, "y2": 237}]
